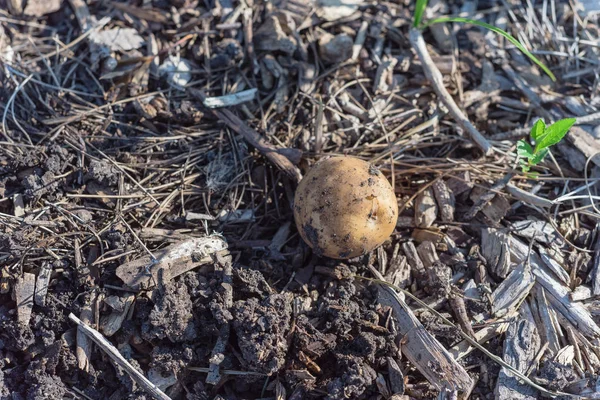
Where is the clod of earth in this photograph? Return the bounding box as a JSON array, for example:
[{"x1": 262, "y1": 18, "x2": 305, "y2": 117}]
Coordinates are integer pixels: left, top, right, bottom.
[{"x1": 293, "y1": 156, "x2": 398, "y2": 259}]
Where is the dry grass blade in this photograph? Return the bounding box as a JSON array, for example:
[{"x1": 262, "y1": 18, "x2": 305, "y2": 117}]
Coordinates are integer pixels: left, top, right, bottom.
[{"x1": 68, "y1": 313, "x2": 172, "y2": 400}]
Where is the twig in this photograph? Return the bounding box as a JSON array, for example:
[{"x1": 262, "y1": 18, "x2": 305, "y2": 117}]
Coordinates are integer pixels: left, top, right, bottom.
[
  {"x1": 68, "y1": 313, "x2": 172, "y2": 400},
  {"x1": 189, "y1": 88, "x2": 302, "y2": 183},
  {"x1": 409, "y1": 28, "x2": 492, "y2": 155},
  {"x1": 203, "y1": 88, "x2": 258, "y2": 108}
]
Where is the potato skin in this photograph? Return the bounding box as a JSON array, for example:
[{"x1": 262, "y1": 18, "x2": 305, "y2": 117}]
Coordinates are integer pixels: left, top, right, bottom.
[{"x1": 293, "y1": 156, "x2": 398, "y2": 259}]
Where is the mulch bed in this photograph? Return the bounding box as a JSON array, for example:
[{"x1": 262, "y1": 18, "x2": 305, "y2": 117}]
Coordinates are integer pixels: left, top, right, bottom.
[{"x1": 1, "y1": 0, "x2": 600, "y2": 399}]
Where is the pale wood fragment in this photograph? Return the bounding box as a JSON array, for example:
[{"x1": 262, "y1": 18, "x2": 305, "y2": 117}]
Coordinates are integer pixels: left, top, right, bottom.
[
  {"x1": 14, "y1": 272, "x2": 35, "y2": 325},
  {"x1": 491, "y1": 263, "x2": 535, "y2": 317},
  {"x1": 34, "y1": 262, "x2": 52, "y2": 306},
  {"x1": 414, "y1": 188, "x2": 437, "y2": 228}
]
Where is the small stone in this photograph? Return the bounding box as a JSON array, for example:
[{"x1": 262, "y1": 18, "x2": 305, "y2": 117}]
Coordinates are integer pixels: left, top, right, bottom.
[{"x1": 319, "y1": 33, "x2": 353, "y2": 64}]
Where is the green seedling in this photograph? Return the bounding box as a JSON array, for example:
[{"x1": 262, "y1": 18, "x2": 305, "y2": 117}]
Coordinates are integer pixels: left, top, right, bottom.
[
  {"x1": 413, "y1": 0, "x2": 556, "y2": 81},
  {"x1": 516, "y1": 118, "x2": 576, "y2": 173}
]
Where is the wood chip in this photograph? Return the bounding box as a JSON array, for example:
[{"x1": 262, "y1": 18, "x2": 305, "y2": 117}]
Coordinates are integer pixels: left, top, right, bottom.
[
  {"x1": 203, "y1": 88, "x2": 258, "y2": 108},
  {"x1": 510, "y1": 237, "x2": 600, "y2": 338},
  {"x1": 538, "y1": 247, "x2": 570, "y2": 286},
  {"x1": 450, "y1": 313, "x2": 513, "y2": 360},
  {"x1": 401, "y1": 242, "x2": 426, "y2": 280},
  {"x1": 565, "y1": 126, "x2": 600, "y2": 168},
  {"x1": 14, "y1": 272, "x2": 35, "y2": 325},
  {"x1": 100, "y1": 294, "x2": 135, "y2": 337},
  {"x1": 511, "y1": 220, "x2": 559, "y2": 245},
  {"x1": 34, "y1": 262, "x2": 52, "y2": 307},
  {"x1": 13, "y1": 193, "x2": 25, "y2": 217},
  {"x1": 491, "y1": 263, "x2": 535, "y2": 317},
  {"x1": 416, "y1": 241, "x2": 438, "y2": 269},
  {"x1": 23, "y1": 0, "x2": 61, "y2": 16},
  {"x1": 432, "y1": 180, "x2": 455, "y2": 222},
  {"x1": 481, "y1": 228, "x2": 511, "y2": 278},
  {"x1": 369, "y1": 265, "x2": 473, "y2": 393},
  {"x1": 76, "y1": 293, "x2": 96, "y2": 371},
  {"x1": 414, "y1": 188, "x2": 437, "y2": 228},
  {"x1": 531, "y1": 286, "x2": 562, "y2": 356},
  {"x1": 386, "y1": 357, "x2": 405, "y2": 395},
  {"x1": 495, "y1": 319, "x2": 540, "y2": 399}
]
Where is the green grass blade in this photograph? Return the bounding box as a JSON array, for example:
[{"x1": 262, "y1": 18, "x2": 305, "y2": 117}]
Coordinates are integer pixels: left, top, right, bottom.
[
  {"x1": 423, "y1": 17, "x2": 556, "y2": 82},
  {"x1": 414, "y1": 0, "x2": 429, "y2": 28}
]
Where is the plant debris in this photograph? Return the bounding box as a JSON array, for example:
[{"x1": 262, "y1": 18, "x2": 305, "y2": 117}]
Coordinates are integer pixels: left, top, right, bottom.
[{"x1": 1, "y1": 0, "x2": 600, "y2": 399}]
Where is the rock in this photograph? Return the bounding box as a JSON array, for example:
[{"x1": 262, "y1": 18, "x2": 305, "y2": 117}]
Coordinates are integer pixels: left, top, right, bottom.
[{"x1": 318, "y1": 33, "x2": 353, "y2": 64}]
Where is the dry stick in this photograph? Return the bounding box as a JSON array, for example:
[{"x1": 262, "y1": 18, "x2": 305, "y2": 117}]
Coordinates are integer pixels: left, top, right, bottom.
[
  {"x1": 409, "y1": 28, "x2": 493, "y2": 155},
  {"x1": 69, "y1": 313, "x2": 172, "y2": 400},
  {"x1": 189, "y1": 88, "x2": 302, "y2": 183}
]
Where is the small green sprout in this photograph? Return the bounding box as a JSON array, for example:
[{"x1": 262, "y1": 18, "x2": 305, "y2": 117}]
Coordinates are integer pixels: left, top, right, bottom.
[
  {"x1": 516, "y1": 118, "x2": 576, "y2": 173},
  {"x1": 413, "y1": 0, "x2": 556, "y2": 81}
]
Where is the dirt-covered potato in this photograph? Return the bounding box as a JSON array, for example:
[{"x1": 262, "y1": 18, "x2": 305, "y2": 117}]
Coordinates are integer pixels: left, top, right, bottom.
[{"x1": 294, "y1": 156, "x2": 398, "y2": 259}]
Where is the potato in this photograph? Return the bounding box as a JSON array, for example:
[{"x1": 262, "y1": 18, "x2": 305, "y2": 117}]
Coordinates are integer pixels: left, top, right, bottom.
[{"x1": 293, "y1": 156, "x2": 398, "y2": 259}]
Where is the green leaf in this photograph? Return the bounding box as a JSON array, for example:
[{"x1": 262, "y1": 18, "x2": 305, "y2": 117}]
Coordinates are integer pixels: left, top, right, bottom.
[
  {"x1": 423, "y1": 17, "x2": 556, "y2": 82},
  {"x1": 414, "y1": 0, "x2": 429, "y2": 28},
  {"x1": 517, "y1": 140, "x2": 534, "y2": 159},
  {"x1": 530, "y1": 147, "x2": 549, "y2": 165},
  {"x1": 531, "y1": 119, "x2": 546, "y2": 141},
  {"x1": 535, "y1": 118, "x2": 576, "y2": 151}
]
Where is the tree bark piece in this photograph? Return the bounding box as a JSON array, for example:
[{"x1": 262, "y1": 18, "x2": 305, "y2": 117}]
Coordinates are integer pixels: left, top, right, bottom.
[
  {"x1": 432, "y1": 180, "x2": 455, "y2": 222},
  {"x1": 481, "y1": 228, "x2": 511, "y2": 278},
  {"x1": 409, "y1": 28, "x2": 492, "y2": 155},
  {"x1": 491, "y1": 263, "x2": 535, "y2": 317},
  {"x1": 494, "y1": 319, "x2": 540, "y2": 400}
]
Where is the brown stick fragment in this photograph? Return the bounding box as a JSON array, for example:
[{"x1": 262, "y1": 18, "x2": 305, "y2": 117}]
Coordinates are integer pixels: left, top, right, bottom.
[
  {"x1": 69, "y1": 313, "x2": 172, "y2": 400},
  {"x1": 449, "y1": 292, "x2": 476, "y2": 339},
  {"x1": 409, "y1": 28, "x2": 492, "y2": 155},
  {"x1": 189, "y1": 88, "x2": 302, "y2": 183}
]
